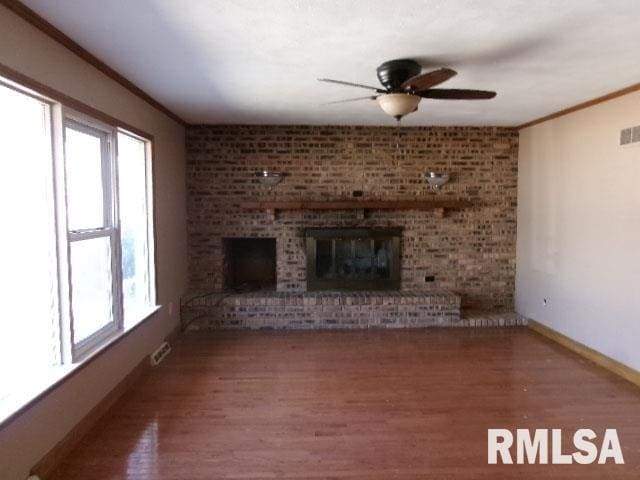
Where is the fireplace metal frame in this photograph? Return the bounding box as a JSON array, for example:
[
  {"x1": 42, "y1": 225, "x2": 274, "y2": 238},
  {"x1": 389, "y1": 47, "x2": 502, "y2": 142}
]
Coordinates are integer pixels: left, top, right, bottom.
[{"x1": 304, "y1": 227, "x2": 401, "y2": 291}]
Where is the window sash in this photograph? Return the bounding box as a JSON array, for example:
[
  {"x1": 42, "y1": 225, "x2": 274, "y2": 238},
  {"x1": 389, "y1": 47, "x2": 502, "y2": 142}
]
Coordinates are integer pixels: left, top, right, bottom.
[
  {"x1": 67, "y1": 230, "x2": 122, "y2": 359},
  {"x1": 64, "y1": 118, "x2": 114, "y2": 232},
  {"x1": 63, "y1": 113, "x2": 124, "y2": 361}
]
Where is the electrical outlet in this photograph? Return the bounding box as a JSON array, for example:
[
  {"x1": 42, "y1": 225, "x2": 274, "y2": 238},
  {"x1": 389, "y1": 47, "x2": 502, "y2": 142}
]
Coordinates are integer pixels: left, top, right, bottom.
[{"x1": 543, "y1": 298, "x2": 548, "y2": 306}]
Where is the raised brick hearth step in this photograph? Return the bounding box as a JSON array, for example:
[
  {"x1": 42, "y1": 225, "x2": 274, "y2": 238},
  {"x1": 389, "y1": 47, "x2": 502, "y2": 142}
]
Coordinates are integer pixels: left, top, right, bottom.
[{"x1": 182, "y1": 290, "x2": 462, "y2": 330}]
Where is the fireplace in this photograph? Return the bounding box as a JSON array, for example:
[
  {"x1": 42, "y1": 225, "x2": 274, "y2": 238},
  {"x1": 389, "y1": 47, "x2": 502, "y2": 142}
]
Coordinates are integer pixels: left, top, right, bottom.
[
  {"x1": 223, "y1": 238, "x2": 276, "y2": 292},
  {"x1": 305, "y1": 228, "x2": 401, "y2": 291}
]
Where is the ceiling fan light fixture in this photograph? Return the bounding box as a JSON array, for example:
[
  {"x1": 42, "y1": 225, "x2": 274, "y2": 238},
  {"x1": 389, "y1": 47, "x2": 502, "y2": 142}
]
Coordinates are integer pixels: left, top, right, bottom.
[{"x1": 376, "y1": 93, "x2": 421, "y2": 119}]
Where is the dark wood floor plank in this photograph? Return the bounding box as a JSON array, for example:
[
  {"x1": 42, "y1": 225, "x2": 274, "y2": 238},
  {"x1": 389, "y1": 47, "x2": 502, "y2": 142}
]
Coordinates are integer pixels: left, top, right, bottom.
[{"x1": 50, "y1": 329, "x2": 640, "y2": 479}]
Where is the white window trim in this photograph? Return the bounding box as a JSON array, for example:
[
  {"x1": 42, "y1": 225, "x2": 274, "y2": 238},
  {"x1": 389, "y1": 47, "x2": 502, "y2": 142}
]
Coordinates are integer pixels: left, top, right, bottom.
[{"x1": 51, "y1": 101, "x2": 73, "y2": 365}]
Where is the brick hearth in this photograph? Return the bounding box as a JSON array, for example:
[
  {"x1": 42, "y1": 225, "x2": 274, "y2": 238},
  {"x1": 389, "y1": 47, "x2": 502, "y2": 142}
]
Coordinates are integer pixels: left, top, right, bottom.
[{"x1": 182, "y1": 290, "x2": 461, "y2": 330}]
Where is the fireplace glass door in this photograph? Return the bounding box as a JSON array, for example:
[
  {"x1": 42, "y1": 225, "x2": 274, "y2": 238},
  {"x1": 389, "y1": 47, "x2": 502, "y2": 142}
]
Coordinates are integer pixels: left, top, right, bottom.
[{"x1": 305, "y1": 228, "x2": 401, "y2": 291}]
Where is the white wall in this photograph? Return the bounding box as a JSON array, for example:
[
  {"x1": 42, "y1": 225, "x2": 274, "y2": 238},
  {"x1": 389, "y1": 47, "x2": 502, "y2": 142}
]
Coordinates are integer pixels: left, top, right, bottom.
[
  {"x1": 0, "y1": 6, "x2": 187, "y2": 480},
  {"x1": 517, "y1": 91, "x2": 640, "y2": 372}
]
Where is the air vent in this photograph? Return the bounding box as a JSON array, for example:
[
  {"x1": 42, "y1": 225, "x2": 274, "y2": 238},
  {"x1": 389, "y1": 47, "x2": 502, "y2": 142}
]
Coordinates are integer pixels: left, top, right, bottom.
[
  {"x1": 620, "y1": 125, "x2": 640, "y2": 146},
  {"x1": 150, "y1": 342, "x2": 171, "y2": 366}
]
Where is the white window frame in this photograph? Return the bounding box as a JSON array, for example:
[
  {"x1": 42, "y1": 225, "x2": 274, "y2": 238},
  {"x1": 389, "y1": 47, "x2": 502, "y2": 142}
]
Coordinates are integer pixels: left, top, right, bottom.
[
  {"x1": 62, "y1": 111, "x2": 124, "y2": 361},
  {"x1": 143, "y1": 137, "x2": 156, "y2": 310}
]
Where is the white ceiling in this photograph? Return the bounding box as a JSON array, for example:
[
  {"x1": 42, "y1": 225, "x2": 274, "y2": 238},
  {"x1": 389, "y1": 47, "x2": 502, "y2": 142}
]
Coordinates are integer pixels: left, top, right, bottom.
[{"x1": 21, "y1": 0, "x2": 640, "y2": 126}]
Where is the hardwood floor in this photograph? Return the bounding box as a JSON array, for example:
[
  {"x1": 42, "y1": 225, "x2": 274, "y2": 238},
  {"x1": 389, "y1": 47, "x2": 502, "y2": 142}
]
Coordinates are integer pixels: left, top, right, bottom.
[{"x1": 50, "y1": 328, "x2": 640, "y2": 479}]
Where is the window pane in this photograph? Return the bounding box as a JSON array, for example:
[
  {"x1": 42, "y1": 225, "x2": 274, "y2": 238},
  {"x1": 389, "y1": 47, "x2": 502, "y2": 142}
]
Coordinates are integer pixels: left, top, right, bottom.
[
  {"x1": 65, "y1": 126, "x2": 106, "y2": 230},
  {"x1": 118, "y1": 133, "x2": 152, "y2": 321},
  {"x1": 70, "y1": 237, "x2": 114, "y2": 342},
  {"x1": 0, "y1": 84, "x2": 58, "y2": 399}
]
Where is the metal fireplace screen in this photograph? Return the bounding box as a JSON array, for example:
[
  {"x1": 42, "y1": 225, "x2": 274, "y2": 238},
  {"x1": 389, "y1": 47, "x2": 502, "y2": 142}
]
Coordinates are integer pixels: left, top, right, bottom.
[{"x1": 305, "y1": 228, "x2": 401, "y2": 291}]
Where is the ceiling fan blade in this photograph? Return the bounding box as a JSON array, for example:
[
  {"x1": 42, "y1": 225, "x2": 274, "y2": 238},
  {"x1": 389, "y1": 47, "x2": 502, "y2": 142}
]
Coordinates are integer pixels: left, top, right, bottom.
[
  {"x1": 418, "y1": 88, "x2": 497, "y2": 100},
  {"x1": 401, "y1": 68, "x2": 457, "y2": 93},
  {"x1": 322, "y1": 95, "x2": 378, "y2": 105},
  {"x1": 318, "y1": 78, "x2": 385, "y2": 93}
]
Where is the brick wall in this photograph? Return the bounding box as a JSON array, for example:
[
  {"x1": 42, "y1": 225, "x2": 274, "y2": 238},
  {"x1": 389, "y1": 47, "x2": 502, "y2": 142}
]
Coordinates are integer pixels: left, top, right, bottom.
[{"x1": 186, "y1": 125, "x2": 518, "y2": 310}]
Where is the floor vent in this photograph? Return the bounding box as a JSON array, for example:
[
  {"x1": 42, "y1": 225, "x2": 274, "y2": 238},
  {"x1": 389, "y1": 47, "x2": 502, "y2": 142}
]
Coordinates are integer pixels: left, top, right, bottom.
[
  {"x1": 150, "y1": 342, "x2": 171, "y2": 366},
  {"x1": 620, "y1": 125, "x2": 640, "y2": 146}
]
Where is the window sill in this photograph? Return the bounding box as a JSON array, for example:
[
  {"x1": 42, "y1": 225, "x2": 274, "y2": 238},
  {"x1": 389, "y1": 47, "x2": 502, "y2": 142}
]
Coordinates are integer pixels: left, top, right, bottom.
[{"x1": 0, "y1": 304, "x2": 162, "y2": 429}]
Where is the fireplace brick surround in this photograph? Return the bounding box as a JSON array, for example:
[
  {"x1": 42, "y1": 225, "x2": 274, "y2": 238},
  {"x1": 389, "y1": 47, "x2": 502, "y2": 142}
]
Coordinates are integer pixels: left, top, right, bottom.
[{"x1": 185, "y1": 125, "x2": 518, "y2": 328}]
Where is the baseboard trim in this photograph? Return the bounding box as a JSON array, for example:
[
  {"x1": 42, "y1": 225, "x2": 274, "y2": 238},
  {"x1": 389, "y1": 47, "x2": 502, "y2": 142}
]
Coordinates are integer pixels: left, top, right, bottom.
[
  {"x1": 31, "y1": 325, "x2": 180, "y2": 479},
  {"x1": 528, "y1": 320, "x2": 640, "y2": 389}
]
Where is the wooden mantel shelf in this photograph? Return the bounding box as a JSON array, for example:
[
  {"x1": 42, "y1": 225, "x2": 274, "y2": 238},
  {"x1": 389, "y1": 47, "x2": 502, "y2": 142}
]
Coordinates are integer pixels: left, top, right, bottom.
[{"x1": 241, "y1": 200, "x2": 473, "y2": 220}]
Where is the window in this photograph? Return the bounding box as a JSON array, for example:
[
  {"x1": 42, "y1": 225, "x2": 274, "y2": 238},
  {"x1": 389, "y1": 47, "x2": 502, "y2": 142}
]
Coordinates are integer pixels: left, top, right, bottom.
[
  {"x1": 0, "y1": 83, "x2": 59, "y2": 404},
  {"x1": 0, "y1": 77, "x2": 157, "y2": 418},
  {"x1": 65, "y1": 119, "x2": 120, "y2": 356},
  {"x1": 117, "y1": 132, "x2": 155, "y2": 326}
]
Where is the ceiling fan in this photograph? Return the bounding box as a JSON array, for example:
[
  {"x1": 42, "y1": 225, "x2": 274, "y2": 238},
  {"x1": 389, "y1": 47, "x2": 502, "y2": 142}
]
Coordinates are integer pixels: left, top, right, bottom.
[{"x1": 318, "y1": 59, "x2": 496, "y2": 121}]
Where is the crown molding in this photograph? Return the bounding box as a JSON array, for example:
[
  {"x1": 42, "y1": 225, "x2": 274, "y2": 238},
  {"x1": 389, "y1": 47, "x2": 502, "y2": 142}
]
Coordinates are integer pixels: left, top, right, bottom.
[{"x1": 518, "y1": 81, "x2": 640, "y2": 129}]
